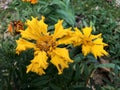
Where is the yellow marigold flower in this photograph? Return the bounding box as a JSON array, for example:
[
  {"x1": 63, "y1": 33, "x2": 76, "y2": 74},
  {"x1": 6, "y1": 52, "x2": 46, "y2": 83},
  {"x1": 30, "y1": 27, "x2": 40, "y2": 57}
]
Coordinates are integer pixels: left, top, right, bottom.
[
  {"x1": 16, "y1": 16, "x2": 73, "y2": 75},
  {"x1": 22, "y1": 0, "x2": 38, "y2": 4},
  {"x1": 72, "y1": 27, "x2": 109, "y2": 58}
]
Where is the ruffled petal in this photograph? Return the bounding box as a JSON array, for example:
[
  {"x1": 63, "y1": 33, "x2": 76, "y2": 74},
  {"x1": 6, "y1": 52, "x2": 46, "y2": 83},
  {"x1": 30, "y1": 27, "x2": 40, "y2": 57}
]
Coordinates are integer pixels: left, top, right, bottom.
[
  {"x1": 20, "y1": 16, "x2": 48, "y2": 40},
  {"x1": 26, "y1": 51, "x2": 48, "y2": 75},
  {"x1": 53, "y1": 20, "x2": 70, "y2": 39},
  {"x1": 82, "y1": 27, "x2": 92, "y2": 37},
  {"x1": 93, "y1": 38, "x2": 108, "y2": 46},
  {"x1": 90, "y1": 33, "x2": 102, "y2": 40},
  {"x1": 38, "y1": 16, "x2": 48, "y2": 35},
  {"x1": 82, "y1": 45, "x2": 91, "y2": 56},
  {"x1": 16, "y1": 38, "x2": 36, "y2": 55},
  {"x1": 72, "y1": 27, "x2": 83, "y2": 46},
  {"x1": 91, "y1": 45, "x2": 109, "y2": 58},
  {"x1": 57, "y1": 30, "x2": 75, "y2": 45},
  {"x1": 59, "y1": 27, "x2": 83, "y2": 46},
  {"x1": 50, "y1": 48, "x2": 73, "y2": 74},
  {"x1": 74, "y1": 27, "x2": 83, "y2": 37}
]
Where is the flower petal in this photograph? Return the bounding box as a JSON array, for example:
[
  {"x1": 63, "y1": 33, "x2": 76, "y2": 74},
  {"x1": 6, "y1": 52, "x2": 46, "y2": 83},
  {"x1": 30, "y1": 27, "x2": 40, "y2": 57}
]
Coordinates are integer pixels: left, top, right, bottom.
[
  {"x1": 58, "y1": 27, "x2": 83, "y2": 46},
  {"x1": 38, "y1": 16, "x2": 48, "y2": 35},
  {"x1": 90, "y1": 33, "x2": 102, "y2": 40},
  {"x1": 91, "y1": 45, "x2": 109, "y2": 58},
  {"x1": 72, "y1": 27, "x2": 83, "y2": 46},
  {"x1": 30, "y1": 0, "x2": 38, "y2": 4},
  {"x1": 82, "y1": 27, "x2": 92, "y2": 37},
  {"x1": 57, "y1": 30, "x2": 75, "y2": 45},
  {"x1": 93, "y1": 38, "x2": 108, "y2": 46},
  {"x1": 53, "y1": 20, "x2": 70, "y2": 39},
  {"x1": 16, "y1": 38, "x2": 36, "y2": 55},
  {"x1": 26, "y1": 51, "x2": 48, "y2": 75},
  {"x1": 22, "y1": 0, "x2": 38, "y2": 4},
  {"x1": 91, "y1": 38, "x2": 108, "y2": 58},
  {"x1": 20, "y1": 16, "x2": 48, "y2": 40},
  {"x1": 50, "y1": 48, "x2": 73, "y2": 74},
  {"x1": 82, "y1": 45, "x2": 91, "y2": 56},
  {"x1": 74, "y1": 27, "x2": 83, "y2": 37}
]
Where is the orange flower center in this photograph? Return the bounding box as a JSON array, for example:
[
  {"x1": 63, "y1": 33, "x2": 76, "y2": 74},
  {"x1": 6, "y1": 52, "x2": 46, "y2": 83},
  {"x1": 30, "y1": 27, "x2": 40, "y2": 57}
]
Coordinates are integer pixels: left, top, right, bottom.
[
  {"x1": 82, "y1": 37, "x2": 93, "y2": 46},
  {"x1": 36, "y1": 35, "x2": 57, "y2": 52}
]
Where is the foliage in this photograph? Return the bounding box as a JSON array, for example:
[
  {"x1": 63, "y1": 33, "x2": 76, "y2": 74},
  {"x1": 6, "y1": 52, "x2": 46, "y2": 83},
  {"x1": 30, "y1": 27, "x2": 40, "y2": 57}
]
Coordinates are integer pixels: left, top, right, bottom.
[{"x1": 0, "y1": 0, "x2": 120, "y2": 90}]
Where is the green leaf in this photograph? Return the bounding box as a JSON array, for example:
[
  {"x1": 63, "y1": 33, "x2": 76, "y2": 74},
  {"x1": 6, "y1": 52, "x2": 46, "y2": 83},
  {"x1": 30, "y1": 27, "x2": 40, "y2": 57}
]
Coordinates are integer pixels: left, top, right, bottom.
[
  {"x1": 73, "y1": 87, "x2": 92, "y2": 90},
  {"x1": 95, "y1": 63, "x2": 120, "y2": 70},
  {"x1": 49, "y1": 83, "x2": 62, "y2": 90}
]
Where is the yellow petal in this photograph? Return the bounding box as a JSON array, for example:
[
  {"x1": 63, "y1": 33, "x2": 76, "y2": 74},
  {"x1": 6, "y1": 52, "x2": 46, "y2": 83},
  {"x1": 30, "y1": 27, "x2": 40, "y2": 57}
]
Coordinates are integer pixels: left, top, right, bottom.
[
  {"x1": 38, "y1": 16, "x2": 48, "y2": 35},
  {"x1": 90, "y1": 33, "x2": 102, "y2": 40},
  {"x1": 26, "y1": 64, "x2": 45, "y2": 75},
  {"x1": 91, "y1": 45, "x2": 109, "y2": 58},
  {"x1": 50, "y1": 48, "x2": 73, "y2": 74},
  {"x1": 74, "y1": 27, "x2": 83, "y2": 37},
  {"x1": 58, "y1": 35, "x2": 74, "y2": 45},
  {"x1": 82, "y1": 45, "x2": 91, "y2": 56},
  {"x1": 21, "y1": 16, "x2": 48, "y2": 40},
  {"x1": 26, "y1": 51, "x2": 48, "y2": 75},
  {"x1": 82, "y1": 27, "x2": 92, "y2": 37},
  {"x1": 16, "y1": 38, "x2": 36, "y2": 55},
  {"x1": 53, "y1": 20, "x2": 70, "y2": 39},
  {"x1": 52, "y1": 48, "x2": 73, "y2": 62},
  {"x1": 93, "y1": 38, "x2": 108, "y2": 46},
  {"x1": 71, "y1": 27, "x2": 83, "y2": 46},
  {"x1": 51, "y1": 55, "x2": 69, "y2": 74},
  {"x1": 57, "y1": 30, "x2": 75, "y2": 45}
]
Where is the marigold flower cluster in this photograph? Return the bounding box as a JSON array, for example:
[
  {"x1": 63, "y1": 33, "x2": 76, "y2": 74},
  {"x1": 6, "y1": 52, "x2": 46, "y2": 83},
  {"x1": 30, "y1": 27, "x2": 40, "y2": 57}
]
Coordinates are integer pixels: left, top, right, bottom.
[{"x1": 16, "y1": 16, "x2": 108, "y2": 75}]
